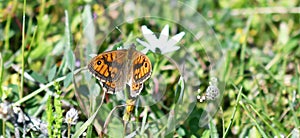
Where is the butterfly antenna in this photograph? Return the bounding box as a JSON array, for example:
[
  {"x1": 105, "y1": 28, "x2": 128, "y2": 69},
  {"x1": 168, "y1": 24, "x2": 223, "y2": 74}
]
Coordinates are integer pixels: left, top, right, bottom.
[
  {"x1": 115, "y1": 26, "x2": 133, "y2": 49},
  {"x1": 115, "y1": 26, "x2": 126, "y2": 38},
  {"x1": 116, "y1": 26, "x2": 137, "y2": 50}
]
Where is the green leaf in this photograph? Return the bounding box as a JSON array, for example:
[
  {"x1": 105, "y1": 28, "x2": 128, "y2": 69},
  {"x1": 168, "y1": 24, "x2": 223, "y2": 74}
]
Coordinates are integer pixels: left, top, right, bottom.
[
  {"x1": 209, "y1": 118, "x2": 219, "y2": 138},
  {"x1": 53, "y1": 82, "x2": 63, "y2": 138},
  {"x1": 86, "y1": 125, "x2": 93, "y2": 138},
  {"x1": 46, "y1": 95, "x2": 53, "y2": 137},
  {"x1": 30, "y1": 71, "x2": 47, "y2": 83},
  {"x1": 278, "y1": 22, "x2": 289, "y2": 45},
  {"x1": 73, "y1": 105, "x2": 101, "y2": 138},
  {"x1": 66, "y1": 50, "x2": 75, "y2": 71},
  {"x1": 64, "y1": 72, "x2": 73, "y2": 87},
  {"x1": 201, "y1": 130, "x2": 210, "y2": 138},
  {"x1": 82, "y1": 5, "x2": 96, "y2": 52},
  {"x1": 52, "y1": 39, "x2": 65, "y2": 56},
  {"x1": 0, "y1": 28, "x2": 15, "y2": 41},
  {"x1": 249, "y1": 126, "x2": 261, "y2": 138},
  {"x1": 30, "y1": 42, "x2": 52, "y2": 60},
  {"x1": 0, "y1": 53, "x2": 3, "y2": 98},
  {"x1": 6, "y1": 84, "x2": 18, "y2": 98},
  {"x1": 176, "y1": 127, "x2": 186, "y2": 136},
  {"x1": 48, "y1": 65, "x2": 57, "y2": 82}
]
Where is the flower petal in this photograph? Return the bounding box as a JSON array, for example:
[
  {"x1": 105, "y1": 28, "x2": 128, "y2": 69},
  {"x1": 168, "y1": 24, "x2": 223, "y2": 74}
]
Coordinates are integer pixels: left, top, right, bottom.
[
  {"x1": 141, "y1": 34, "x2": 159, "y2": 51},
  {"x1": 159, "y1": 25, "x2": 169, "y2": 43},
  {"x1": 161, "y1": 45, "x2": 180, "y2": 54},
  {"x1": 172, "y1": 32, "x2": 185, "y2": 42},
  {"x1": 168, "y1": 32, "x2": 185, "y2": 46},
  {"x1": 141, "y1": 25, "x2": 153, "y2": 34},
  {"x1": 137, "y1": 38, "x2": 152, "y2": 51},
  {"x1": 138, "y1": 25, "x2": 185, "y2": 54},
  {"x1": 141, "y1": 48, "x2": 149, "y2": 54},
  {"x1": 141, "y1": 26, "x2": 158, "y2": 44}
]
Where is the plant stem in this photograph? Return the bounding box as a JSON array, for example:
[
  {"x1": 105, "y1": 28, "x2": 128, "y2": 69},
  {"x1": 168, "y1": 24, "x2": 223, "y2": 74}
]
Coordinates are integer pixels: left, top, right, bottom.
[
  {"x1": 2, "y1": 120, "x2": 6, "y2": 137},
  {"x1": 239, "y1": 15, "x2": 253, "y2": 76},
  {"x1": 20, "y1": 0, "x2": 27, "y2": 99},
  {"x1": 0, "y1": 54, "x2": 3, "y2": 96},
  {"x1": 68, "y1": 124, "x2": 71, "y2": 138},
  {"x1": 13, "y1": 76, "x2": 66, "y2": 106},
  {"x1": 223, "y1": 87, "x2": 242, "y2": 138}
]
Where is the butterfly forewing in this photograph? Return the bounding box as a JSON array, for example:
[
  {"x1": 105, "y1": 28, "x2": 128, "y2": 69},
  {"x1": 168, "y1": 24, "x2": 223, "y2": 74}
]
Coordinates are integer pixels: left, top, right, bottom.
[{"x1": 88, "y1": 50, "x2": 128, "y2": 93}]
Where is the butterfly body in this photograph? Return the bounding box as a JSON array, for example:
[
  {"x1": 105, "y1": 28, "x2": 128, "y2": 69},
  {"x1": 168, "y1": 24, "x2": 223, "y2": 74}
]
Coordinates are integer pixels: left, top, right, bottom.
[{"x1": 88, "y1": 45, "x2": 152, "y2": 97}]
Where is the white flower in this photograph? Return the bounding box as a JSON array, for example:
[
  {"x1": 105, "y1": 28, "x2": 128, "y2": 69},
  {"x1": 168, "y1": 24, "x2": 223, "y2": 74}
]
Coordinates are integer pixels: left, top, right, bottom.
[
  {"x1": 205, "y1": 78, "x2": 219, "y2": 100},
  {"x1": 197, "y1": 78, "x2": 220, "y2": 102},
  {"x1": 205, "y1": 85, "x2": 219, "y2": 101},
  {"x1": 137, "y1": 24, "x2": 185, "y2": 54},
  {"x1": 0, "y1": 101, "x2": 12, "y2": 120},
  {"x1": 65, "y1": 108, "x2": 78, "y2": 125}
]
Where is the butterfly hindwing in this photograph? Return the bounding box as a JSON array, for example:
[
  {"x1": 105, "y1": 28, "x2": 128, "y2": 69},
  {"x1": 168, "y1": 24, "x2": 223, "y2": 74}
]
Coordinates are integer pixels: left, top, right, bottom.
[
  {"x1": 130, "y1": 82, "x2": 144, "y2": 97},
  {"x1": 132, "y1": 52, "x2": 152, "y2": 83},
  {"x1": 129, "y1": 51, "x2": 152, "y2": 97}
]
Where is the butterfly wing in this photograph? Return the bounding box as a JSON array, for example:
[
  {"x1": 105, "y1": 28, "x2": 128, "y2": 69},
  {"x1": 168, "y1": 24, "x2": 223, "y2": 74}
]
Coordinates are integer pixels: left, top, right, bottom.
[
  {"x1": 132, "y1": 52, "x2": 152, "y2": 83},
  {"x1": 88, "y1": 50, "x2": 128, "y2": 94},
  {"x1": 130, "y1": 83, "x2": 144, "y2": 97},
  {"x1": 129, "y1": 51, "x2": 152, "y2": 97}
]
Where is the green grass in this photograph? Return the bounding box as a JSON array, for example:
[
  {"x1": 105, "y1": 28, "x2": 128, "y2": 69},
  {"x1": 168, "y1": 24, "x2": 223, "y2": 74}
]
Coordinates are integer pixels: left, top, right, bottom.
[{"x1": 0, "y1": 0, "x2": 299, "y2": 137}]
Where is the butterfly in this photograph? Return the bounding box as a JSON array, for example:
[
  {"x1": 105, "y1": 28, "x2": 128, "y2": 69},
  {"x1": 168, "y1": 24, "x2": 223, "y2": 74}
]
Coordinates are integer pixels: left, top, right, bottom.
[{"x1": 88, "y1": 45, "x2": 152, "y2": 97}]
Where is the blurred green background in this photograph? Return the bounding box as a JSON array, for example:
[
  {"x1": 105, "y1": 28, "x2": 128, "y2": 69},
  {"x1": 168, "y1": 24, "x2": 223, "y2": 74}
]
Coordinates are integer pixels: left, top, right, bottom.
[{"x1": 0, "y1": 0, "x2": 299, "y2": 137}]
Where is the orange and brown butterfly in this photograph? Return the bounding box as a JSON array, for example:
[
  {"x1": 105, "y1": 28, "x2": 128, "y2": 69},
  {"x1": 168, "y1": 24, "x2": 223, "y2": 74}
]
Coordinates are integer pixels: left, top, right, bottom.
[{"x1": 88, "y1": 44, "x2": 152, "y2": 97}]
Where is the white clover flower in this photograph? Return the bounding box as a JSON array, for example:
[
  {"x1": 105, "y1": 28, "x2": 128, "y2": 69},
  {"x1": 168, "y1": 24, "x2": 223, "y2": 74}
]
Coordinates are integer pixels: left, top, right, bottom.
[
  {"x1": 0, "y1": 101, "x2": 12, "y2": 120},
  {"x1": 197, "y1": 78, "x2": 220, "y2": 102},
  {"x1": 65, "y1": 108, "x2": 78, "y2": 125},
  {"x1": 205, "y1": 84, "x2": 219, "y2": 101},
  {"x1": 137, "y1": 24, "x2": 185, "y2": 54}
]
